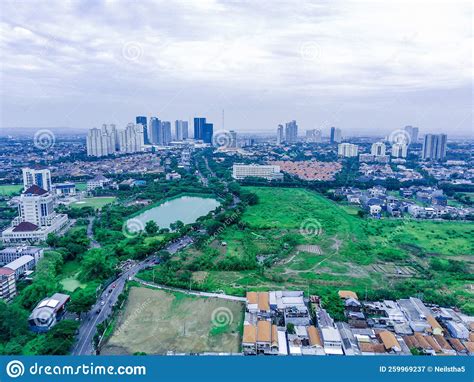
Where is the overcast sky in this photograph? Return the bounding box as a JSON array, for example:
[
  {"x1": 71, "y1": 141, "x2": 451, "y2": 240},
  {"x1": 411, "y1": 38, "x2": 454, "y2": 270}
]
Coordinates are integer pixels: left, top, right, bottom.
[{"x1": 0, "y1": 0, "x2": 472, "y2": 136}]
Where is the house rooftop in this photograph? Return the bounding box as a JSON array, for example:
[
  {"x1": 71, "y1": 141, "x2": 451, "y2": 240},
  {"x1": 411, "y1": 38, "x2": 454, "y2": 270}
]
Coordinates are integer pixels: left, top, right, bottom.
[{"x1": 23, "y1": 185, "x2": 48, "y2": 196}]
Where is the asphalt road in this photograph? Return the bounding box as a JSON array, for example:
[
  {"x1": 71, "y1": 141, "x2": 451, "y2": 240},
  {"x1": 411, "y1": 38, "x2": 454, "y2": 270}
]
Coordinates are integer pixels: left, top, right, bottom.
[{"x1": 71, "y1": 235, "x2": 193, "y2": 355}]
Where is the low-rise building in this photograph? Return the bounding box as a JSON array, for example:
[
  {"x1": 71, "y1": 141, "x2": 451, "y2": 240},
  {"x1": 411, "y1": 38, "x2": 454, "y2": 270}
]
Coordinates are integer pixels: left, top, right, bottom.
[
  {"x1": 232, "y1": 164, "x2": 283, "y2": 181},
  {"x1": 0, "y1": 246, "x2": 44, "y2": 266},
  {"x1": 0, "y1": 268, "x2": 16, "y2": 302},
  {"x1": 28, "y1": 293, "x2": 70, "y2": 332}
]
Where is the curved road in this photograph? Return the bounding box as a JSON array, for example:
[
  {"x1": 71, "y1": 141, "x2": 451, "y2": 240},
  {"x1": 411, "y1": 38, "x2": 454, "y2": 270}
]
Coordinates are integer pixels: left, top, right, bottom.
[{"x1": 71, "y1": 236, "x2": 193, "y2": 355}]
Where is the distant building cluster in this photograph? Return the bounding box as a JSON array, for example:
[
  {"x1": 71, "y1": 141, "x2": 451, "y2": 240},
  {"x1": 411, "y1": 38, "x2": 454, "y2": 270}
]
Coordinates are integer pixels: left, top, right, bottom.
[
  {"x1": 87, "y1": 116, "x2": 215, "y2": 157},
  {"x1": 87, "y1": 123, "x2": 145, "y2": 157},
  {"x1": 422, "y1": 134, "x2": 447, "y2": 161},
  {"x1": 242, "y1": 290, "x2": 474, "y2": 356},
  {"x1": 334, "y1": 185, "x2": 473, "y2": 219}
]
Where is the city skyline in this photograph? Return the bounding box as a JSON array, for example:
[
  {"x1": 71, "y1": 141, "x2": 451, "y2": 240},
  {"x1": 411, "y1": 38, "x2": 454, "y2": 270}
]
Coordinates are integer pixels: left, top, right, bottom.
[{"x1": 0, "y1": 0, "x2": 472, "y2": 135}]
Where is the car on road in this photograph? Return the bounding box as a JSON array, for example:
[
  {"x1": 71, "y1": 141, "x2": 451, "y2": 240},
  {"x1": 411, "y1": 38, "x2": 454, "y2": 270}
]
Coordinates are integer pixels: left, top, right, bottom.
[
  {"x1": 100, "y1": 301, "x2": 105, "y2": 306},
  {"x1": 112, "y1": 284, "x2": 116, "y2": 288}
]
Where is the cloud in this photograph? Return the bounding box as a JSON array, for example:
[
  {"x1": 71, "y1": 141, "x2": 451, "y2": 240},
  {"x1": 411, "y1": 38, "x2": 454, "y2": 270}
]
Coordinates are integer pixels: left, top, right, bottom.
[{"x1": 0, "y1": 0, "x2": 472, "y2": 133}]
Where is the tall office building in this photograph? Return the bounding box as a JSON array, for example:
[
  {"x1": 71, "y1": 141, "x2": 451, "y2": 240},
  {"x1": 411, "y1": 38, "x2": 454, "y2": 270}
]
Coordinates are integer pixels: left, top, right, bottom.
[
  {"x1": 338, "y1": 143, "x2": 359, "y2": 157},
  {"x1": 371, "y1": 142, "x2": 386, "y2": 156},
  {"x1": 22, "y1": 166, "x2": 52, "y2": 192},
  {"x1": 285, "y1": 120, "x2": 298, "y2": 143},
  {"x1": 194, "y1": 117, "x2": 213, "y2": 143},
  {"x1": 229, "y1": 130, "x2": 237, "y2": 148},
  {"x1": 136, "y1": 116, "x2": 148, "y2": 144},
  {"x1": 306, "y1": 129, "x2": 322, "y2": 143},
  {"x1": 330, "y1": 127, "x2": 342, "y2": 144},
  {"x1": 160, "y1": 121, "x2": 172, "y2": 145},
  {"x1": 276, "y1": 124, "x2": 284, "y2": 145},
  {"x1": 86, "y1": 124, "x2": 117, "y2": 157},
  {"x1": 422, "y1": 134, "x2": 447, "y2": 161},
  {"x1": 391, "y1": 143, "x2": 408, "y2": 158},
  {"x1": 175, "y1": 120, "x2": 189, "y2": 141},
  {"x1": 149, "y1": 117, "x2": 161, "y2": 144},
  {"x1": 404, "y1": 125, "x2": 419, "y2": 144}
]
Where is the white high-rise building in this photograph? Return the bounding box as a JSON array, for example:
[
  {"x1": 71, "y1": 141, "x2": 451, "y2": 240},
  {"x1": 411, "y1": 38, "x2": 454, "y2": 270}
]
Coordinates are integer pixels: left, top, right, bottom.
[
  {"x1": 338, "y1": 143, "x2": 359, "y2": 157},
  {"x1": 391, "y1": 143, "x2": 408, "y2": 158},
  {"x1": 306, "y1": 129, "x2": 322, "y2": 143},
  {"x1": 118, "y1": 123, "x2": 145, "y2": 153},
  {"x1": 175, "y1": 120, "x2": 189, "y2": 141},
  {"x1": 86, "y1": 124, "x2": 118, "y2": 157},
  {"x1": 371, "y1": 142, "x2": 386, "y2": 156},
  {"x1": 276, "y1": 125, "x2": 284, "y2": 145},
  {"x1": 22, "y1": 167, "x2": 52, "y2": 192},
  {"x1": 285, "y1": 120, "x2": 298, "y2": 143},
  {"x1": 422, "y1": 134, "x2": 447, "y2": 161}
]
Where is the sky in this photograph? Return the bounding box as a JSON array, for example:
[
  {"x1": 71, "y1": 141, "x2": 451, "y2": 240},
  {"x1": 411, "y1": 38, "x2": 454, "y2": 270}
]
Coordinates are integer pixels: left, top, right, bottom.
[{"x1": 0, "y1": 0, "x2": 472, "y2": 136}]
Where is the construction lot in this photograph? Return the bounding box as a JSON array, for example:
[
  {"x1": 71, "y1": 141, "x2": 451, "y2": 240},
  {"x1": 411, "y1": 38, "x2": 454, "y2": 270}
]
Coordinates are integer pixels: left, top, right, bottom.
[{"x1": 101, "y1": 286, "x2": 244, "y2": 355}]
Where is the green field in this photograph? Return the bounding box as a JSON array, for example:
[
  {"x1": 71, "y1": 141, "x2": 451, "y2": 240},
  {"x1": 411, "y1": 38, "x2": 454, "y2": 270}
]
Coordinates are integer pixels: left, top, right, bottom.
[
  {"x1": 101, "y1": 286, "x2": 244, "y2": 355},
  {"x1": 0, "y1": 184, "x2": 22, "y2": 195},
  {"x1": 76, "y1": 182, "x2": 87, "y2": 191},
  {"x1": 154, "y1": 187, "x2": 473, "y2": 313},
  {"x1": 71, "y1": 197, "x2": 116, "y2": 209}
]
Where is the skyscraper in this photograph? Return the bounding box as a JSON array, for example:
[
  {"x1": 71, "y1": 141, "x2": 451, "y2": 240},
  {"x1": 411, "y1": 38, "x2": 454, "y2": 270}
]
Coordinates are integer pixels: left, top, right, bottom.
[
  {"x1": 175, "y1": 120, "x2": 189, "y2": 141},
  {"x1": 86, "y1": 124, "x2": 117, "y2": 157},
  {"x1": 404, "y1": 125, "x2": 419, "y2": 144},
  {"x1": 422, "y1": 134, "x2": 447, "y2": 161},
  {"x1": 149, "y1": 117, "x2": 161, "y2": 144},
  {"x1": 276, "y1": 124, "x2": 284, "y2": 145},
  {"x1": 371, "y1": 142, "x2": 386, "y2": 156},
  {"x1": 136, "y1": 116, "x2": 148, "y2": 144},
  {"x1": 330, "y1": 127, "x2": 342, "y2": 144},
  {"x1": 285, "y1": 120, "x2": 298, "y2": 143},
  {"x1": 229, "y1": 130, "x2": 237, "y2": 148},
  {"x1": 194, "y1": 117, "x2": 213, "y2": 143},
  {"x1": 161, "y1": 121, "x2": 172, "y2": 145},
  {"x1": 118, "y1": 123, "x2": 145, "y2": 153}
]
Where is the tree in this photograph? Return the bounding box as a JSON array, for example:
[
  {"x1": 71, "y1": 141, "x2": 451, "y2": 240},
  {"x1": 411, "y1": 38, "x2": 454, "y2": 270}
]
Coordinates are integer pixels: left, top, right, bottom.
[
  {"x1": 145, "y1": 220, "x2": 159, "y2": 235},
  {"x1": 68, "y1": 287, "x2": 97, "y2": 315},
  {"x1": 80, "y1": 249, "x2": 117, "y2": 281}
]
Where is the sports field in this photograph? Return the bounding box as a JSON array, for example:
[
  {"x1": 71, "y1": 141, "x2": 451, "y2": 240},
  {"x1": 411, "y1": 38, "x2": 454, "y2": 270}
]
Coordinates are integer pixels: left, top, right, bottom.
[
  {"x1": 101, "y1": 287, "x2": 244, "y2": 355},
  {"x1": 71, "y1": 197, "x2": 116, "y2": 209},
  {"x1": 0, "y1": 184, "x2": 22, "y2": 195}
]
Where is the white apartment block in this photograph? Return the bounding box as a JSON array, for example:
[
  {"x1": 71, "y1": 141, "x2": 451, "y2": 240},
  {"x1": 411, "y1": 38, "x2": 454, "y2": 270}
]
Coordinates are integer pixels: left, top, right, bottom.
[
  {"x1": 232, "y1": 164, "x2": 283, "y2": 180},
  {"x1": 118, "y1": 123, "x2": 145, "y2": 153},
  {"x1": 338, "y1": 143, "x2": 359, "y2": 157},
  {"x1": 391, "y1": 143, "x2": 408, "y2": 158},
  {"x1": 86, "y1": 124, "x2": 118, "y2": 157},
  {"x1": 22, "y1": 167, "x2": 52, "y2": 192},
  {"x1": 371, "y1": 142, "x2": 387, "y2": 156}
]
